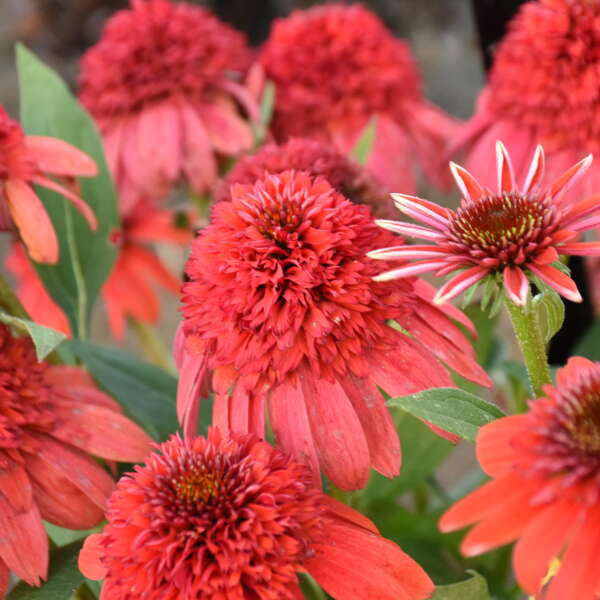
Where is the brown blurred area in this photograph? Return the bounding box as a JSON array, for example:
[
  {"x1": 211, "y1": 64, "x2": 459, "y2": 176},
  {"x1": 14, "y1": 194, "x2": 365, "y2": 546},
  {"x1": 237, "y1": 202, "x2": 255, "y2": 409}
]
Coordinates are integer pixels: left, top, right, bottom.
[{"x1": 0, "y1": 0, "x2": 485, "y2": 118}]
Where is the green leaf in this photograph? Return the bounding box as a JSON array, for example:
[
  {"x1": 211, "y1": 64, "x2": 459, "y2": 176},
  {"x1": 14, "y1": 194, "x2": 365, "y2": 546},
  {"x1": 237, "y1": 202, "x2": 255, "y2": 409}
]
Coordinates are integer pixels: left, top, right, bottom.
[
  {"x1": 387, "y1": 388, "x2": 505, "y2": 442},
  {"x1": 16, "y1": 44, "x2": 118, "y2": 338},
  {"x1": 0, "y1": 312, "x2": 65, "y2": 360},
  {"x1": 252, "y1": 80, "x2": 275, "y2": 147},
  {"x1": 575, "y1": 318, "x2": 600, "y2": 361},
  {"x1": 64, "y1": 340, "x2": 178, "y2": 441},
  {"x1": 533, "y1": 287, "x2": 565, "y2": 344},
  {"x1": 349, "y1": 116, "x2": 378, "y2": 165},
  {"x1": 430, "y1": 571, "x2": 491, "y2": 599},
  {"x1": 8, "y1": 541, "x2": 85, "y2": 599}
]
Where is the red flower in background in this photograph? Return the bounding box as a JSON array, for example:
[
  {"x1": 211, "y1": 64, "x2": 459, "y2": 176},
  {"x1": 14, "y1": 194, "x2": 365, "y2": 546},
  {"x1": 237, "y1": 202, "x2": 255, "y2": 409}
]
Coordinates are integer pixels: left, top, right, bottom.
[
  {"x1": 452, "y1": 0, "x2": 600, "y2": 197},
  {"x1": 258, "y1": 4, "x2": 459, "y2": 193},
  {"x1": 0, "y1": 324, "x2": 151, "y2": 592},
  {"x1": 0, "y1": 105, "x2": 97, "y2": 264},
  {"x1": 79, "y1": 429, "x2": 434, "y2": 600},
  {"x1": 215, "y1": 137, "x2": 396, "y2": 218},
  {"x1": 440, "y1": 357, "x2": 600, "y2": 600},
  {"x1": 370, "y1": 143, "x2": 600, "y2": 306},
  {"x1": 79, "y1": 0, "x2": 256, "y2": 212},
  {"x1": 178, "y1": 171, "x2": 489, "y2": 491},
  {"x1": 6, "y1": 199, "x2": 191, "y2": 340}
]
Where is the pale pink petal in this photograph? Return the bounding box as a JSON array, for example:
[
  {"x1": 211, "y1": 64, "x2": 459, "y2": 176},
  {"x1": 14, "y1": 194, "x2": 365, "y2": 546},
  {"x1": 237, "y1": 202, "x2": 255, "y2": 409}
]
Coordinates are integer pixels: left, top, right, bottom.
[
  {"x1": 528, "y1": 263, "x2": 582, "y2": 302},
  {"x1": 5, "y1": 178, "x2": 58, "y2": 264},
  {"x1": 374, "y1": 219, "x2": 445, "y2": 241},
  {"x1": 503, "y1": 266, "x2": 529, "y2": 305},
  {"x1": 25, "y1": 136, "x2": 97, "y2": 176},
  {"x1": 434, "y1": 266, "x2": 489, "y2": 304},
  {"x1": 373, "y1": 260, "x2": 450, "y2": 282},
  {"x1": 198, "y1": 102, "x2": 253, "y2": 155},
  {"x1": 367, "y1": 244, "x2": 452, "y2": 260}
]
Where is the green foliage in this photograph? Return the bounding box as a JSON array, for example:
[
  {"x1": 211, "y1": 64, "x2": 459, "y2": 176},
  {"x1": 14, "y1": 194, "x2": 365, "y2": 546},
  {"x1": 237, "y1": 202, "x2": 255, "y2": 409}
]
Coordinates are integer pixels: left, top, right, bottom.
[
  {"x1": 574, "y1": 318, "x2": 600, "y2": 360},
  {"x1": 8, "y1": 541, "x2": 85, "y2": 599},
  {"x1": 0, "y1": 312, "x2": 65, "y2": 360},
  {"x1": 349, "y1": 116, "x2": 377, "y2": 165},
  {"x1": 16, "y1": 44, "x2": 118, "y2": 339},
  {"x1": 532, "y1": 287, "x2": 565, "y2": 345},
  {"x1": 252, "y1": 80, "x2": 276, "y2": 147},
  {"x1": 65, "y1": 340, "x2": 178, "y2": 441},
  {"x1": 430, "y1": 571, "x2": 491, "y2": 599},
  {"x1": 387, "y1": 388, "x2": 505, "y2": 442}
]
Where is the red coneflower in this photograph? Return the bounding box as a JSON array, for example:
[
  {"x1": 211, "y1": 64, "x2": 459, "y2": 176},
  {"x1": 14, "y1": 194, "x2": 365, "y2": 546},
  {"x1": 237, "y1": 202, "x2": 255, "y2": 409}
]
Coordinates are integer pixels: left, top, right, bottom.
[
  {"x1": 6, "y1": 199, "x2": 192, "y2": 340},
  {"x1": 440, "y1": 357, "x2": 600, "y2": 600},
  {"x1": 178, "y1": 170, "x2": 489, "y2": 491},
  {"x1": 0, "y1": 105, "x2": 97, "y2": 264},
  {"x1": 214, "y1": 137, "x2": 395, "y2": 218},
  {"x1": 79, "y1": 0, "x2": 256, "y2": 211},
  {"x1": 452, "y1": 0, "x2": 600, "y2": 197},
  {"x1": 369, "y1": 142, "x2": 600, "y2": 306},
  {"x1": 258, "y1": 3, "x2": 459, "y2": 193},
  {"x1": 79, "y1": 429, "x2": 434, "y2": 600},
  {"x1": 0, "y1": 324, "x2": 151, "y2": 591}
]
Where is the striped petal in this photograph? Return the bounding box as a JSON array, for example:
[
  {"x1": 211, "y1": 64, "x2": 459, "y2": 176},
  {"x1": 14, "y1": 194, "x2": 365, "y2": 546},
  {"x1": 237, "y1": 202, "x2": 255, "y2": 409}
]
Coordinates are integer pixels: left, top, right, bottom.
[
  {"x1": 391, "y1": 193, "x2": 452, "y2": 230},
  {"x1": 434, "y1": 266, "x2": 489, "y2": 304},
  {"x1": 550, "y1": 154, "x2": 593, "y2": 202},
  {"x1": 449, "y1": 161, "x2": 485, "y2": 202},
  {"x1": 521, "y1": 145, "x2": 545, "y2": 194},
  {"x1": 528, "y1": 263, "x2": 582, "y2": 302},
  {"x1": 503, "y1": 266, "x2": 529, "y2": 305},
  {"x1": 496, "y1": 141, "x2": 516, "y2": 193},
  {"x1": 374, "y1": 219, "x2": 445, "y2": 241},
  {"x1": 373, "y1": 260, "x2": 451, "y2": 282}
]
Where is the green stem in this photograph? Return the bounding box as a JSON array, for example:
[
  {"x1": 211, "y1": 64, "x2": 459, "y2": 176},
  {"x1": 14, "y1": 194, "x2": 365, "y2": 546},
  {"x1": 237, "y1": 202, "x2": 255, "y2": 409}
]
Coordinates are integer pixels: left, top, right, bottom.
[
  {"x1": 299, "y1": 575, "x2": 328, "y2": 600},
  {"x1": 504, "y1": 297, "x2": 552, "y2": 407},
  {"x1": 0, "y1": 271, "x2": 29, "y2": 319},
  {"x1": 130, "y1": 318, "x2": 174, "y2": 373}
]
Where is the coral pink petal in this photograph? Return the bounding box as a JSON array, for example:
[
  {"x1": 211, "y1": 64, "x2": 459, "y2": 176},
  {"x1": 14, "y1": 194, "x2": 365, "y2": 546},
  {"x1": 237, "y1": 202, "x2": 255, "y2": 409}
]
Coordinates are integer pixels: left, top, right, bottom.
[
  {"x1": 301, "y1": 377, "x2": 370, "y2": 491},
  {"x1": 514, "y1": 500, "x2": 585, "y2": 595},
  {"x1": 78, "y1": 534, "x2": 107, "y2": 581},
  {"x1": 503, "y1": 266, "x2": 529, "y2": 305},
  {"x1": 495, "y1": 141, "x2": 516, "y2": 193},
  {"x1": 307, "y1": 519, "x2": 434, "y2": 600},
  {"x1": 176, "y1": 349, "x2": 209, "y2": 438},
  {"x1": 449, "y1": 161, "x2": 485, "y2": 202},
  {"x1": 26, "y1": 454, "x2": 106, "y2": 529},
  {"x1": 0, "y1": 561, "x2": 8, "y2": 598},
  {"x1": 476, "y1": 415, "x2": 528, "y2": 477},
  {"x1": 550, "y1": 154, "x2": 593, "y2": 202},
  {"x1": 199, "y1": 102, "x2": 253, "y2": 155},
  {"x1": 4, "y1": 178, "x2": 58, "y2": 264},
  {"x1": 57, "y1": 384, "x2": 121, "y2": 412},
  {"x1": 434, "y1": 266, "x2": 489, "y2": 304},
  {"x1": 0, "y1": 499, "x2": 47, "y2": 586},
  {"x1": 0, "y1": 460, "x2": 32, "y2": 513},
  {"x1": 339, "y1": 374, "x2": 401, "y2": 478},
  {"x1": 127, "y1": 210, "x2": 193, "y2": 245},
  {"x1": 32, "y1": 175, "x2": 97, "y2": 230},
  {"x1": 322, "y1": 496, "x2": 379, "y2": 534},
  {"x1": 126, "y1": 246, "x2": 181, "y2": 294},
  {"x1": 44, "y1": 365, "x2": 95, "y2": 387},
  {"x1": 559, "y1": 242, "x2": 600, "y2": 255},
  {"x1": 179, "y1": 102, "x2": 218, "y2": 194},
  {"x1": 51, "y1": 399, "x2": 151, "y2": 462},
  {"x1": 545, "y1": 506, "x2": 600, "y2": 600},
  {"x1": 25, "y1": 136, "x2": 97, "y2": 176},
  {"x1": 557, "y1": 357, "x2": 595, "y2": 386},
  {"x1": 268, "y1": 382, "x2": 321, "y2": 486},
  {"x1": 522, "y1": 145, "x2": 545, "y2": 194},
  {"x1": 528, "y1": 263, "x2": 582, "y2": 302},
  {"x1": 533, "y1": 246, "x2": 559, "y2": 265},
  {"x1": 24, "y1": 433, "x2": 115, "y2": 509}
]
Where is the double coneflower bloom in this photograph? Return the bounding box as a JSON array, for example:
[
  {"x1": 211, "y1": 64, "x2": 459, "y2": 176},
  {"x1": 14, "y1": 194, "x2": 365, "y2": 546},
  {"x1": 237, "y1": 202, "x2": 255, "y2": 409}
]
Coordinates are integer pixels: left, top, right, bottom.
[
  {"x1": 258, "y1": 3, "x2": 458, "y2": 193},
  {"x1": 370, "y1": 143, "x2": 600, "y2": 306},
  {"x1": 79, "y1": 0, "x2": 256, "y2": 210},
  {"x1": 441, "y1": 357, "x2": 600, "y2": 600},
  {"x1": 0, "y1": 105, "x2": 97, "y2": 264},
  {"x1": 178, "y1": 168, "x2": 489, "y2": 491},
  {"x1": 79, "y1": 429, "x2": 434, "y2": 600},
  {"x1": 0, "y1": 324, "x2": 151, "y2": 592}
]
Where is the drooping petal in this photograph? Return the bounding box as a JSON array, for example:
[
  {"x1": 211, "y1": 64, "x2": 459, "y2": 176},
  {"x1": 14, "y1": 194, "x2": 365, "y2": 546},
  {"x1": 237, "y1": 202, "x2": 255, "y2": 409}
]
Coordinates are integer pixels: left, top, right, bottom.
[
  {"x1": 322, "y1": 496, "x2": 379, "y2": 534},
  {"x1": 301, "y1": 376, "x2": 371, "y2": 491},
  {"x1": 78, "y1": 534, "x2": 107, "y2": 581},
  {"x1": 307, "y1": 519, "x2": 434, "y2": 600},
  {"x1": 503, "y1": 266, "x2": 529, "y2": 305},
  {"x1": 475, "y1": 415, "x2": 528, "y2": 477},
  {"x1": 434, "y1": 266, "x2": 489, "y2": 304},
  {"x1": 449, "y1": 161, "x2": 486, "y2": 202},
  {"x1": 528, "y1": 263, "x2": 582, "y2": 302},
  {"x1": 176, "y1": 342, "x2": 210, "y2": 438},
  {"x1": 24, "y1": 136, "x2": 97, "y2": 176},
  {"x1": 198, "y1": 102, "x2": 253, "y2": 155},
  {"x1": 0, "y1": 460, "x2": 32, "y2": 513},
  {"x1": 4, "y1": 178, "x2": 58, "y2": 264},
  {"x1": 496, "y1": 140, "x2": 516, "y2": 193}
]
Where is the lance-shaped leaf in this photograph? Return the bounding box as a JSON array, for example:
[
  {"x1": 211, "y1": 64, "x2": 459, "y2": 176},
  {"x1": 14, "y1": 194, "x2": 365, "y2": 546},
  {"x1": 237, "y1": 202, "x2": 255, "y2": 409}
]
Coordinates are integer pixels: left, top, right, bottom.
[
  {"x1": 350, "y1": 116, "x2": 378, "y2": 166},
  {"x1": 430, "y1": 571, "x2": 491, "y2": 599}
]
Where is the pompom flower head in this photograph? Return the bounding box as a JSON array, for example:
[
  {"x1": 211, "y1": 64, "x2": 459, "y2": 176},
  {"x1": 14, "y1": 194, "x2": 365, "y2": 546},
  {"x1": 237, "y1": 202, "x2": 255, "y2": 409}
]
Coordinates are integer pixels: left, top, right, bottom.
[
  {"x1": 370, "y1": 142, "x2": 600, "y2": 306},
  {"x1": 0, "y1": 324, "x2": 151, "y2": 591},
  {"x1": 453, "y1": 0, "x2": 600, "y2": 196},
  {"x1": 79, "y1": 0, "x2": 256, "y2": 210},
  {"x1": 0, "y1": 105, "x2": 97, "y2": 264},
  {"x1": 215, "y1": 137, "x2": 395, "y2": 218},
  {"x1": 178, "y1": 170, "x2": 489, "y2": 491},
  {"x1": 440, "y1": 357, "x2": 600, "y2": 600},
  {"x1": 258, "y1": 3, "x2": 459, "y2": 192},
  {"x1": 79, "y1": 429, "x2": 434, "y2": 600},
  {"x1": 6, "y1": 199, "x2": 192, "y2": 340}
]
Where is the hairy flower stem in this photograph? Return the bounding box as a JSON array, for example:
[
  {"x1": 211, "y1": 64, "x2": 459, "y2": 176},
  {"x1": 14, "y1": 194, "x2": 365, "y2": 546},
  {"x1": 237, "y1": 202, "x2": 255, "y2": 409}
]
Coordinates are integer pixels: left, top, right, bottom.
[
  {"x1": 504, "y1": 297, "x2": 552, "y2": 408},
  {"x1": 130, "y1": 318, "x2": 174, "y2": 373}
]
